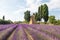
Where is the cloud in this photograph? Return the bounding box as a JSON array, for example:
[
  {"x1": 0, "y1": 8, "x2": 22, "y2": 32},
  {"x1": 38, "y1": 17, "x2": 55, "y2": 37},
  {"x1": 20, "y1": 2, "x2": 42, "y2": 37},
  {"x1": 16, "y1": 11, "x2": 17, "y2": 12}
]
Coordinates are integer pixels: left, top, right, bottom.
[
  {"x1": 0, "y1": 0, "x2": 60, "y2": 21},
  {"x1": 25, "y1": 0, "x2": 60, "y2": 11},
  {"x1": 46, "y1": 0, "x2": 60, "y2": 10},
  {"x1": 25, "y1": 0, "x2": 42, "y2": 13},
  {"x1": 0, "y1": 0, "x2": 25, "y2": 21}
]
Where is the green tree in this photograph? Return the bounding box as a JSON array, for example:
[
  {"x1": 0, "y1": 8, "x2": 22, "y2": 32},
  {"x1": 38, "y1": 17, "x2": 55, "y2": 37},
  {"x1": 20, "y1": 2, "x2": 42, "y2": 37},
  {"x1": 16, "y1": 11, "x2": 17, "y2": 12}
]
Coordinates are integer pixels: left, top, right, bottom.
[
  {"x1": 3, "y1": 16, "x2": 5, "y2": 20},
  {"x1": 38, "y1": 6, "x2": 42, "y2": 21},
  {"x1": 40, "y1": 5, "x2": 43, "y2": 18},
  {"x1": 56, "y1": 20, "x2": 60, "y2": 25},
  {"x1": 35, "y1": 12, "x2": 38, "y2": 21},
  {"x1": 49, "y1": 16, "x2": 56, "y2": 24},
  {"x1": 24, "y1": 10, "x2": 30, "y2": 22},
  {"x1": 0, "y1": 19, "x2": 13, "y2": 24},
  {"x1": 43, "y1": 4, "x2": 49, "y2": 23},
  {"x1": 38, "y1": 4, "x2": 49, "y2": 23}
]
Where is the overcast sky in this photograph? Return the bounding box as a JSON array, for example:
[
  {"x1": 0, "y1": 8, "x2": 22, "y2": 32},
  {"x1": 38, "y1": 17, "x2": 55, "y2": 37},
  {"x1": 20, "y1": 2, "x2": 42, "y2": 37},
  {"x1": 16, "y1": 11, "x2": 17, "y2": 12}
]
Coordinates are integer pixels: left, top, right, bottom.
[{"x1": 0, "y1": 0, "x2": 60, "y2": 21}]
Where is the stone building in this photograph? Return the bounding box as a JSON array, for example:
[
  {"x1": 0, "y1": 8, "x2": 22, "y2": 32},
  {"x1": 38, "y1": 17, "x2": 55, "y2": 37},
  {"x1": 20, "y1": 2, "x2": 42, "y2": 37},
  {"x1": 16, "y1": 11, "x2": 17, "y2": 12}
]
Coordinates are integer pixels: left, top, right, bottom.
[{"x1": 29, "y1": 14, "x2": 36, "y2": 24}]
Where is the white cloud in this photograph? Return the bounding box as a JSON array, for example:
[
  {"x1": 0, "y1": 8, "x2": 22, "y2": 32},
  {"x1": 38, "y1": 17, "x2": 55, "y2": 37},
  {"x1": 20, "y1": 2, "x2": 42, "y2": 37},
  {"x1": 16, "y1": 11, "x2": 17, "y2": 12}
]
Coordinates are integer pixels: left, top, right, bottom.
[
  {"x1": 46, "y1": 0, "x2": 60, "y2": 10},
  {"x1": 25, "y1": 0, "x2": 42, "y2": 14},
  {"x1": 0, "y1": 0, "x2": 22, "y2": 21},
  {"x1": 25, "y1": 0, "x2": 60, "y2": 11}
]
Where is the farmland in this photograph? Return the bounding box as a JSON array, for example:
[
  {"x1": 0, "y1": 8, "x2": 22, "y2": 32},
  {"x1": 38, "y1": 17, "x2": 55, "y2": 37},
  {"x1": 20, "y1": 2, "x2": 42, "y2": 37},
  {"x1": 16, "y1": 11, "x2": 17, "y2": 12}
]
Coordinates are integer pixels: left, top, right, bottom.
[{"x1": 0, "y1": 24, "x2": 60, "y2": 40}]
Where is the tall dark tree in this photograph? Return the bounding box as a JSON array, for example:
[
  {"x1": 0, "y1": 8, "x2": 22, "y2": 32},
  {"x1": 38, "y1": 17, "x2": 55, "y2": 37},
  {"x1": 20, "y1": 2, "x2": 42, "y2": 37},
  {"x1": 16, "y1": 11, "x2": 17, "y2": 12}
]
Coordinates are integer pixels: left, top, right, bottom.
[
  {"x1": 38, "y1": 6, "x2": 42, "y2": 21},
  {"x1": 43, "y1": 4, "x2": 49, "y2": 23},
  {"x1": 35, "y1": 12, "x2": 38, "y2": 21},
  {"x1": 40, "y1": 5, "x2": 43, "y2": 18},
  {"x1": 3, "y1": 16, "x2": 5, "y2": 20},
  {"x1": 24, "y1": 10, "x2": 30, "y2": 22},
  {"x1": 38, "y1": 5, "x2": 44, "y2": 21},
  {"x1": 35, "y1": 12, "x2": 41, "y2": 21}
]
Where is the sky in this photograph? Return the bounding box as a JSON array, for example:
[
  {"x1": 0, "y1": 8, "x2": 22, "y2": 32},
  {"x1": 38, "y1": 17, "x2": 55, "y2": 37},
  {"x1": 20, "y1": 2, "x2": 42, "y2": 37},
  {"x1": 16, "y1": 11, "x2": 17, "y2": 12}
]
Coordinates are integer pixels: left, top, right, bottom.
[{"x1": 0, "y1": 0, "x2": 60, "y2": 21}]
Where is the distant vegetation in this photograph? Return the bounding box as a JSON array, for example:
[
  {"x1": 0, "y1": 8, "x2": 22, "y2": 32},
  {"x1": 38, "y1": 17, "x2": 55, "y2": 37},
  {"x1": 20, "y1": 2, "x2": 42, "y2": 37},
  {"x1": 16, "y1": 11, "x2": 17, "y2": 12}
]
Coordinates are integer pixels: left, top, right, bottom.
[
  {"x1": 0, "y1": 16, "x2": 13, "y2": 24},
  {"x1": 24, "y1": 10, "x2": 30, "y2": 22},
  {"x1": 0, "y1": 19, "x2": 13, "y2": 24},
  {"x1": 14, "y1": 21, "x2": 23, "y2": 24},
  {"x1": 24, "y1": 4, "x2": 49, "y2": 24},
  {"x1": 48, "y1": 16, "x2": 60, "y2": 25},
  {"x1": 24, "y1": 4, "x2": 60, "y2": 25},
  {"x1": 0, "y1": 4, "x2": 60, "y2": 25}
]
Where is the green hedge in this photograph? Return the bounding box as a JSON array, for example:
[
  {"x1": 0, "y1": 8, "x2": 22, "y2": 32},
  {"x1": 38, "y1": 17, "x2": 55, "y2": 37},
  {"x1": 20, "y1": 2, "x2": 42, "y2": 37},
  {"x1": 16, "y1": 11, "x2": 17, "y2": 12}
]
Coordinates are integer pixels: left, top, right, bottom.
[{"x1": 0, "y1": 19, "x2": 13, "y2": 24}]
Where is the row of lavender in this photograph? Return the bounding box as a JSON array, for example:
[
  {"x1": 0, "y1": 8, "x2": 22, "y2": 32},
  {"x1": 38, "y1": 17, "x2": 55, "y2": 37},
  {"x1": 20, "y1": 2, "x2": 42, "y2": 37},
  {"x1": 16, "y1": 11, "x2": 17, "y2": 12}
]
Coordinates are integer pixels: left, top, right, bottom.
[
  {"x1": 25, "y1": 24, "x2": 60, "y2": 40},
  {"x1": 0, "y1": 24, "x2": 17, "y2": 40},
  {"x1": 0, "y1": 24, "x2": 60, "y2": 40}
]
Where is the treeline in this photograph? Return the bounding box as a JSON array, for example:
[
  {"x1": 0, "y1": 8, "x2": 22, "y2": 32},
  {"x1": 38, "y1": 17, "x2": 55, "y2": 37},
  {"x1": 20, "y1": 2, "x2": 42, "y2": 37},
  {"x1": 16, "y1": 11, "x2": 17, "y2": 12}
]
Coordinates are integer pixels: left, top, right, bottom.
[
  {"x1": 0, "y1": 16, "x2": 13, "y2": 24},
  {"x1": 0, "y1": 16, "x2": 23, "y2": 24},
  {"x1": 24, "y1": 4, "x2": 49, "y2": 24},
  {"x1": 24, "y1": 4, "x2": 60, "y2": 25},
  {"x1": 49, "y1": 16, "x2": 60, "y2": 25}
]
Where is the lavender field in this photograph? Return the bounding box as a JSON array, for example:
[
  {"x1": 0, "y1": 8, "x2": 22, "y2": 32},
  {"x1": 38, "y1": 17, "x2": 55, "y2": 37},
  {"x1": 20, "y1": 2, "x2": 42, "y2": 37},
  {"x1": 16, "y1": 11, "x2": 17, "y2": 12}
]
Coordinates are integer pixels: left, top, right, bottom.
[{"x1": 0, "y1": 24, "x2": 60, "y2": 40}]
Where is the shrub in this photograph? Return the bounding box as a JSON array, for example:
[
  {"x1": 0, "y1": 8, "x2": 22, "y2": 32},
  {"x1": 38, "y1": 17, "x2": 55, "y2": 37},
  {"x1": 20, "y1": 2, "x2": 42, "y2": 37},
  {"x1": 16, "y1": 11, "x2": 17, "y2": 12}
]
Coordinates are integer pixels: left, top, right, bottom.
[{"x1": 0, "y1": 19, "x2": 13, "y2": 24}]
